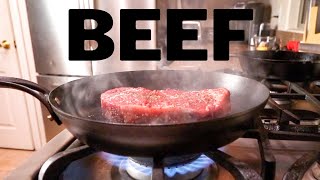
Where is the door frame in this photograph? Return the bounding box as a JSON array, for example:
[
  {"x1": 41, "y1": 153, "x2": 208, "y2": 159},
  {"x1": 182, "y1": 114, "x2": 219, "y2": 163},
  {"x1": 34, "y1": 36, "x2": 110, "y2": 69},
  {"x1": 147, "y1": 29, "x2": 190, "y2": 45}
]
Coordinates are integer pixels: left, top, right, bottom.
[{"x1": 7, "y1": 0, "x2": 47, "y2": 150}]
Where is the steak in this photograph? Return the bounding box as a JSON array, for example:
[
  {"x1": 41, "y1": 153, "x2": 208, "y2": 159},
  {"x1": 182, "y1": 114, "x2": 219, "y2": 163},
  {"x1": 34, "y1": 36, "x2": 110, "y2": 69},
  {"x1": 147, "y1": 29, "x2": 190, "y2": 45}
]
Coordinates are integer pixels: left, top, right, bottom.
[{"x1": 101, "y1": 87, "x2": 231, "y2": 124}]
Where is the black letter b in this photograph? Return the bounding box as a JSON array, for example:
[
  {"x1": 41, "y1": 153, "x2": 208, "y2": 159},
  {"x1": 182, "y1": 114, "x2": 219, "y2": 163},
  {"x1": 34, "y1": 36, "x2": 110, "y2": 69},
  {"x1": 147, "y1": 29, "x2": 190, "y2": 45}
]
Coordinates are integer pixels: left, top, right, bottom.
[{"x1": 69, "y1": 9, "x2": 114, "y2": 61}]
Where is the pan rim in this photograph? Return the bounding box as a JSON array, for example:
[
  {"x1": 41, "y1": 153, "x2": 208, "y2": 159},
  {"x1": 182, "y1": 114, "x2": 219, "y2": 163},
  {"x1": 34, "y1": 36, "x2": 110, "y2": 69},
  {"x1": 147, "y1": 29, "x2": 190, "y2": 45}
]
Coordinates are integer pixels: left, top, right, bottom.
[{"x1": 48, "y1": 70, "x2": 270, "y2": 127}]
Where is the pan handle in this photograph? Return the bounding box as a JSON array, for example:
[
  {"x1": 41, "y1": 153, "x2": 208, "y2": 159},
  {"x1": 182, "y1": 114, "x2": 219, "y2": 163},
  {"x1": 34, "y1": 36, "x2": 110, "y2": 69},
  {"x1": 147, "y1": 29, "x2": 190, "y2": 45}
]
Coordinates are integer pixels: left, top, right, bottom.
[{"x1": 0, "y1": 76, "x2": 62, "y2": 125}]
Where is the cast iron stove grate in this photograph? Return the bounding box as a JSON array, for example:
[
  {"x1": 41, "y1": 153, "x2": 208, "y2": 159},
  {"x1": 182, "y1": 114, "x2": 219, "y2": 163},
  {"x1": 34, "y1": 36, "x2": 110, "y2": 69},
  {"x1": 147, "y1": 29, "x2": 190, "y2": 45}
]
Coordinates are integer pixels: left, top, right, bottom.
[
  {"x1": 261, "y1": 79, "x2": 320, "y2": 141},
  {"x1": 36, "y1": 119, "x2": 274, "y2": 180}
]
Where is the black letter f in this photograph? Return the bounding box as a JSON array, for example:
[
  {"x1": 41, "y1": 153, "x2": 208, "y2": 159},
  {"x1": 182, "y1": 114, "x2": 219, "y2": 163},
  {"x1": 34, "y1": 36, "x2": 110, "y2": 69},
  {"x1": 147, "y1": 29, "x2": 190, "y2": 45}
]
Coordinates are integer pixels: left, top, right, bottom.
[{"x1": 214, "y1": 9, "x2": 253, "y2": 60}]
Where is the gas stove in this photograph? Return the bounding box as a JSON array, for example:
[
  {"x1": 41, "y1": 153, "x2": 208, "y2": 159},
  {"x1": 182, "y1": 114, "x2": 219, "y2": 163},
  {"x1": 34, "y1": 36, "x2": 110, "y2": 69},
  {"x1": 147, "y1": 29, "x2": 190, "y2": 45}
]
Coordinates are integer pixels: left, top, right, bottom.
[{"x1": 5, "y1": 70, "x2": 320, "y2": 180}]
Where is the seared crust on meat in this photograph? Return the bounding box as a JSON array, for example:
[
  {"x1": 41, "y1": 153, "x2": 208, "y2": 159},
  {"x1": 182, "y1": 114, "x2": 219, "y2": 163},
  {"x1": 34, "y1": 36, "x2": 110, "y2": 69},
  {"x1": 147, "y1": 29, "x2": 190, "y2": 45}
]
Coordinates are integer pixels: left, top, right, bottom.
[{"x1": 101, "y1": 87, "x2": 231, "y2": 124}]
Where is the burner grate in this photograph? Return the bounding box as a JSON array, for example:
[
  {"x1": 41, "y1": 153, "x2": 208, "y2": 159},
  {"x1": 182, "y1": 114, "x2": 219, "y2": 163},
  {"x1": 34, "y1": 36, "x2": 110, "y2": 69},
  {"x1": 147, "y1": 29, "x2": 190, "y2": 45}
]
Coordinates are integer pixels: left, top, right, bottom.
[
  {"x1": 36, "y1": 144, "x2": 266, "y2": 180},
  {"x1": 283, "y1": 152, "x2": 320, "y2": 180},
  {"x1": 259, "y1": 79, "x2": 320, "y2": 140}
]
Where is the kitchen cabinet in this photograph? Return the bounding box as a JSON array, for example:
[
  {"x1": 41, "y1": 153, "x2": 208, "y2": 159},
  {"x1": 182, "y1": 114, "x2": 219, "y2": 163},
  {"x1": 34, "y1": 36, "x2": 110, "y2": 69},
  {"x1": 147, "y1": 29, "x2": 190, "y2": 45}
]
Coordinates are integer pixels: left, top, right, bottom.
[
  {"x1": 0, "y1": 0, "x2": 35, "y2": 150},
  {"x1": 276, "y1": 0, "x2": 311, "y2": 32},
  {"x1": 304, "y1": 6, "x2": 320, "y2": 44}
]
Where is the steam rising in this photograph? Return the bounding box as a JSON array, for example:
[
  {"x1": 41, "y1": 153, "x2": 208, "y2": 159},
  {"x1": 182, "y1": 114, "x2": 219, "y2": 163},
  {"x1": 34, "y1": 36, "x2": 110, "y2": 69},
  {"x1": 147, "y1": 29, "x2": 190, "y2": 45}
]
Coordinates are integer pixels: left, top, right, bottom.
[{"x1": 52, "y1": 70, "x2": 269, "y2": 124}]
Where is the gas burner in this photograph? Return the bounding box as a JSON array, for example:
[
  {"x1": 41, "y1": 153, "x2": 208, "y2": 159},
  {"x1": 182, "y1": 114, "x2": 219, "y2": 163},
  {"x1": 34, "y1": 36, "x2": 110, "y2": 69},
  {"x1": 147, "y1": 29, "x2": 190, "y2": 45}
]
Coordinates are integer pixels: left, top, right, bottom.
[
  {"x1": 30, "y1": 143, "x2": 264, "y2": 180},
  {"x1": 121, "y1": 154, "x2": 216, "y2": 180},
  {"x1": 129, "y1": 154, "x2": 201, "y2": 167}
]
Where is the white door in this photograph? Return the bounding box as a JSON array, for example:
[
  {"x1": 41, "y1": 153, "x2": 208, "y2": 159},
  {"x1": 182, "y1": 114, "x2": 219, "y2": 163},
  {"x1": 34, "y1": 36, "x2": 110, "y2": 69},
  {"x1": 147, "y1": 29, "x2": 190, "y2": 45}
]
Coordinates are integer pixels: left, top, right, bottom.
[{"x1": 0, "y1": 0, "x2": 34, "y2": 150}]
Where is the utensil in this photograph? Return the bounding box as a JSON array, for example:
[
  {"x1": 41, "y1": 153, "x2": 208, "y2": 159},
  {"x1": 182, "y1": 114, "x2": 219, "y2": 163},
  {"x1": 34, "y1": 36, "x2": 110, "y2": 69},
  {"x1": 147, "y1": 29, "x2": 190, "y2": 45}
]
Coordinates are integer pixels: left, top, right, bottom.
[
  {"x1": 254, "y1": 36, "x2": 276, "y2": 51},
  {"x1": 0, "y1": 70, "x2": 269, "y2": 157}
]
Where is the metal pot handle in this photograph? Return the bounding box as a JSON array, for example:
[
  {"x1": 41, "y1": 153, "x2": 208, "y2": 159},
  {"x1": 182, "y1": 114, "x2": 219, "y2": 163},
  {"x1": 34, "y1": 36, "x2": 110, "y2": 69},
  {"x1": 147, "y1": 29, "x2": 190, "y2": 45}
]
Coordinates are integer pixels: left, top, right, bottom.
[{"x1": 0, "y1": 76, "x2": 62, "y2": 125}]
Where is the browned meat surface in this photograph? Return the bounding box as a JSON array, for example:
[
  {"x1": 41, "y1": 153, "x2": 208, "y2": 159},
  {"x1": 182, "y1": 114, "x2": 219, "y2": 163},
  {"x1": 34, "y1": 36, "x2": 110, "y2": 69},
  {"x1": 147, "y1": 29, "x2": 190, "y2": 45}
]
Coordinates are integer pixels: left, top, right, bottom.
[{"x1": 101, "y1": 87, "x2": 231, "y2": 124}]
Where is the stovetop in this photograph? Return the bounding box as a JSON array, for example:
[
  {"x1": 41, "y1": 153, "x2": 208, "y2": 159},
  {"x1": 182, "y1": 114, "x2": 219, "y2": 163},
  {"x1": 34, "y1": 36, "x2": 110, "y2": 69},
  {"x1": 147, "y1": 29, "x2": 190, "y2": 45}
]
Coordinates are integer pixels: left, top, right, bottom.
[
  {"x1": 7, "y1": 123, "x2": 320, "y2": 180},
  {"x1": 5, "y1": 69, "x2": 320, "y2": 180}
]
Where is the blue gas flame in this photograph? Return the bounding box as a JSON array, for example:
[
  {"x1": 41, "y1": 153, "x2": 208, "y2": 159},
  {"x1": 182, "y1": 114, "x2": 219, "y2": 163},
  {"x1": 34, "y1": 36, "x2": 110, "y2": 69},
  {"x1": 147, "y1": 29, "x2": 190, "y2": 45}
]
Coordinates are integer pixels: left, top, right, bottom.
[
  {"x1": 102, "y1": 153, "x2": 214, "y2": 178},
  {"x1": 164, "y1": 155, "x2": 213, "y2": 178}
]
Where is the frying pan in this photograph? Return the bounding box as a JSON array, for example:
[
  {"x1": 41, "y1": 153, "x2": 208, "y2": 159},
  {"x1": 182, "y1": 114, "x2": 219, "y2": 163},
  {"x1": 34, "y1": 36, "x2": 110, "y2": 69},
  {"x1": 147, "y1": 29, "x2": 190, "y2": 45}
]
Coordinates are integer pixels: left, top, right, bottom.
[
  {"x1": 238, "y1": 50, "x2": 320, "y2": 82},
  {"x1": 0, "y1": 70, "x2": 269, "y2": 157}
]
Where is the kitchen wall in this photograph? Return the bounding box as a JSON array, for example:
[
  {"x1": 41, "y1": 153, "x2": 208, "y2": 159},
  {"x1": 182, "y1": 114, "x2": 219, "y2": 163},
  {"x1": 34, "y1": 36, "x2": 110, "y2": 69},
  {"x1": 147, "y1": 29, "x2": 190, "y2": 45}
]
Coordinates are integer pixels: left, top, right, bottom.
[
  {"x1": 156, "y1": 0, "x2": 273, "y2": 71},
  {"x1": 268, "y1": 0, "x2": 316, "y2": 46},
  {"x1": 156, "y1": 0, "x2": 272, "y2": 47},
  {"x1": 276, "y1": 30, "x2": 304, "y2": 47},
  {"x1": 156, "y1": 0, "x2": 275, "y2": 30},
  {"x1": 178, "y1": 0, "x2": 269, "y2": 18},
  {"x1": 268, "y1": 0, "x2": 281, "y2": 28}
]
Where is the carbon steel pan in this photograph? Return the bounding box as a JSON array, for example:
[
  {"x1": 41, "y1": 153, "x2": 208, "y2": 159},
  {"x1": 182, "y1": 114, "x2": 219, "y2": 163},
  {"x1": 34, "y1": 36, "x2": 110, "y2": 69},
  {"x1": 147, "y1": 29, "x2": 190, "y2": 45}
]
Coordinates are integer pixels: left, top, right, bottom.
[{"x1": 47, "y1": 70, "x2": 269, "y2": 157}]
